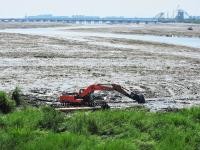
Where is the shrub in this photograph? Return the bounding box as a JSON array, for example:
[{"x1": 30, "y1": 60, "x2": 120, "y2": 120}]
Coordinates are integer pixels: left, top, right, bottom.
[
  {"x1": 39, "y1": 106, "x2": 65, "y2": 132},
  {"x1": 0, "y1": 91, "x2": 15, "y2": 114},
  {"x1": 12, "y1": 87, "x2": 22, "y2": 106}
]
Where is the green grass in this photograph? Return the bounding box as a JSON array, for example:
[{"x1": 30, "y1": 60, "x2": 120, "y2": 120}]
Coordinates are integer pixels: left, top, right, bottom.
[{"x1": 1, "y1": 106, "x2": 200, "y2": 150}]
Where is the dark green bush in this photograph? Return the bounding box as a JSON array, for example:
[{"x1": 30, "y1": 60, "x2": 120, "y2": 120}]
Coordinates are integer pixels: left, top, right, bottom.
[
  {"x1": 87, "y1": 118, "x2": 99, "y2": 134},
  {"x1": 39, "y1": 106, "x2": 65, "y2": 132},
  {"x1": 12, "y1": 87, "x2": 22, "y2": 106},
  {"x1": 0, "y1": 91, "x2": 15, "y2": 113}
]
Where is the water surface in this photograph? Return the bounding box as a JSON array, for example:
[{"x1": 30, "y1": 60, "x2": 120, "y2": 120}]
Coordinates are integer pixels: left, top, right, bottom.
[{"x1": 1, "y1": 27, "x2": 200, "y2": 48}]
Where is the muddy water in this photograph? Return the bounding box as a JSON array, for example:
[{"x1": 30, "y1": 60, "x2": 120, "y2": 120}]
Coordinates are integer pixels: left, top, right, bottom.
[{"x1": 1, "y1": 27, "x2": 200, "y2": 48}]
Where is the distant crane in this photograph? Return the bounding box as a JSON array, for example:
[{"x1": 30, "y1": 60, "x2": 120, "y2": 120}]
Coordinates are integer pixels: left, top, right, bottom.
[
  {"x1": 155, "y1": 8, "x2": 191, "y2": 22},
  {"x1": 175, "y1": 9, "x2": 190, "y2": 21},
  {"x1": 155, "y1": 12, "x2": 165, "y2": 19}
]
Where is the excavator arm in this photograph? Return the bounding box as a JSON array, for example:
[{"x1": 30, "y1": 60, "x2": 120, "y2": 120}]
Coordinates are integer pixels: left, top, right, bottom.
[{"x1": 81, "y1": 84, "x2": 145, "y2": 103}]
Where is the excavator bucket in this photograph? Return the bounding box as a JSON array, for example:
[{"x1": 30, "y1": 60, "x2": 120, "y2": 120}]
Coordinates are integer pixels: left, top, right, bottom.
[{"x1": 130, "y1": 93, "x2": 145, "y2": 104}]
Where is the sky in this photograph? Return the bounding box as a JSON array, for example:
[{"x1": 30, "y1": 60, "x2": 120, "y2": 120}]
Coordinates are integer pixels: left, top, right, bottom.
[{"x1": 0, "y1": 0, "x2": 199, "y2": 18}]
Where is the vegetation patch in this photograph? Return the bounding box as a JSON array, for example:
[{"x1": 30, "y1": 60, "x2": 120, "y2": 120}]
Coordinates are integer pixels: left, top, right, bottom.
[
  {"x1": 0, "y1": 91, "x2": 15, "y2": 114},
  {"x1": 0, "y1": 106, "x2": 200, "y2": 149},
  {"x1": 12, "y1": 87, "x2": 23, "y2": 106}
]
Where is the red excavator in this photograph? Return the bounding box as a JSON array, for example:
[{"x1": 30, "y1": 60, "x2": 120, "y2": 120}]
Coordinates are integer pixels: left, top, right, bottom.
[{"x1": 59, "y1": 84, "x2": 145, "y2": 108}]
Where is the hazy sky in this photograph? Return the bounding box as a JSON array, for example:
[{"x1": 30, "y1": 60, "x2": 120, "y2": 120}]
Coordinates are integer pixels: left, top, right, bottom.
[{"x1": 0, "y1": 0, "x2": 199, "y2": 18}]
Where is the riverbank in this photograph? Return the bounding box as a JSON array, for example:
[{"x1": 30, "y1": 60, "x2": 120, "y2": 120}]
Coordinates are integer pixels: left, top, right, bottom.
[
  {"x1": 1, "y1": 106, "x2": 200, "y2": 149},
  {"x1": 1, "y1": 23, "x2": 200, "y2": 37},
  {"x1": 66, "y1": 23, "x2": 200, "y2": 38},
  {"x1": 0, "y1": 22, "x2": 69, "y2": 30}
]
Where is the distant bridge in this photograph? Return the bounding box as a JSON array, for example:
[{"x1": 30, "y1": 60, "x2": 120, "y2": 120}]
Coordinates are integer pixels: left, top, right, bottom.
[
  {"x1": 1, "y1": 9, "x2": 195, "y2": 24},
  {"x1": 0, "y1": 17, "x2": 163, "y2": 24}
]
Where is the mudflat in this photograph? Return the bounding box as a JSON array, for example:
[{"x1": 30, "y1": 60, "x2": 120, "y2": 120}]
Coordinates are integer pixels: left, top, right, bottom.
[{"x1": 0, "y1": 23, "x2": 200, "y2": 111}]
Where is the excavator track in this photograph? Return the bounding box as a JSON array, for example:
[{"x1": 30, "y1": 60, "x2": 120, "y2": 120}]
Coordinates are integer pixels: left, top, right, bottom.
[
  {"x1": 22, "y1": 94, "x2": 200, "y2": 112},
  {"x1": 51, "y1": 100, "x2": 110, "y2": 109}
]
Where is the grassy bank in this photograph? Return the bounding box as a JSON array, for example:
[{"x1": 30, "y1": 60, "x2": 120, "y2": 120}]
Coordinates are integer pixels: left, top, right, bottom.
[{"x1": 1, "y1": 106, "x2": 200, "y2": 150}]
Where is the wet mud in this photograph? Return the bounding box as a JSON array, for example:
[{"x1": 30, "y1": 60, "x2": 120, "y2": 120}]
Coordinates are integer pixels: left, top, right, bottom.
[{"x1": 0, "y1": 24, "x2": 200, "y2": 111}]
